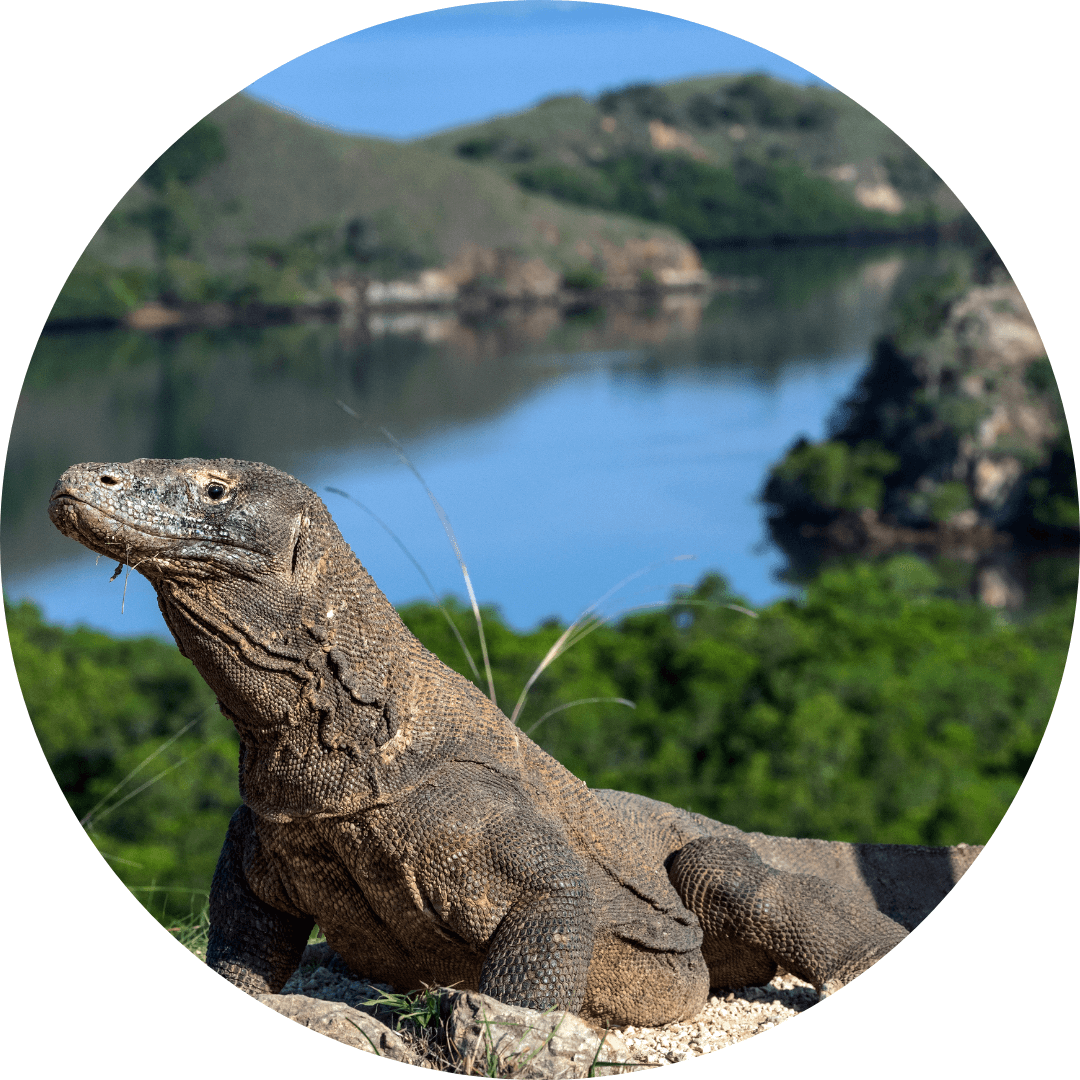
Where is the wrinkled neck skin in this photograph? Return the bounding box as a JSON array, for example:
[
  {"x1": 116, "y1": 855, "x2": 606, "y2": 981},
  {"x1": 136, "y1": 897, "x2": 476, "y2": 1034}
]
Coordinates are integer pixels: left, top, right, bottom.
[
  {"x1": 48, "y1": 459, "x2": 693, "y2": 924},
  {"x1": 45, "y1": 455, "x2": 480, "y2": 822},
  {"x1": 146, "y1": 506, "x2": 464, "y2": 822}
]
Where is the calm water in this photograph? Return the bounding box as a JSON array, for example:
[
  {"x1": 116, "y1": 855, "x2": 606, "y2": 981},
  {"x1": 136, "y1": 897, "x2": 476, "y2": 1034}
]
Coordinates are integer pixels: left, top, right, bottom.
[{"x1": 3, "y1": 248, "x2": 939, "y2": 636}]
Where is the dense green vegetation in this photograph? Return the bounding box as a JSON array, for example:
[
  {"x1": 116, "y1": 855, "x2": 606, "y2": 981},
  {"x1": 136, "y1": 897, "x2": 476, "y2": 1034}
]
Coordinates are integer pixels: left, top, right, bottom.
[
  {"x1": 9, "y1": 599, "x2": 230, "y2": 918},
  {"x1": 671, "y1": 75, "x2": 837, "y2": 133},
  {"x1": 427, "y1": 74, "x2": 960, "y2": 252},
  {"x1": 762, "y1": 260, "x2": 1078, "y2": 577},
  {"x1": 12, "y1": 552, "x2": 1071, "y2": 923},
  {"x1": 768, "y1": 439, "x2": 900, "y2": 513},
  {"x1": 516, "y1": 150, "x2": 912, "y2": 249}
]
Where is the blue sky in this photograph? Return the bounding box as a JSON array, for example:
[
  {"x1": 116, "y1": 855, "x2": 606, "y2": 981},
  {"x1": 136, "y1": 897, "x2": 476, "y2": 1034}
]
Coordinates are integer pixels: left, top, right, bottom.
[{"x1": 245, "y1": 2, "x2": 824, "y2": 140}]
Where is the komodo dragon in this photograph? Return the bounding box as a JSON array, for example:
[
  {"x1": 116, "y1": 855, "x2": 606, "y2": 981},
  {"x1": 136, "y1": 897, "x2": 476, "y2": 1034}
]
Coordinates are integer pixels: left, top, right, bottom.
[{"x1": 49, "y1": 457, "x2": 978, "y2": 1027}]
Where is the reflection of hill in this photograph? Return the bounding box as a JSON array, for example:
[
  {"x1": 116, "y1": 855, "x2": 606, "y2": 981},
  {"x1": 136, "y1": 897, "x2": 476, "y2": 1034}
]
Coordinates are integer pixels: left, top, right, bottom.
[{"x1": 5, "y1": 247, "x2": 923, "y2": 578}]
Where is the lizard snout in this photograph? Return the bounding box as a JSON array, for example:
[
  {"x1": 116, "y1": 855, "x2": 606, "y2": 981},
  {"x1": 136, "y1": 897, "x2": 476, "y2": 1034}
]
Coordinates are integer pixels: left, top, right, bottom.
[{"x1": 48, "y1": 463, "x2": 135, "y2": 542}]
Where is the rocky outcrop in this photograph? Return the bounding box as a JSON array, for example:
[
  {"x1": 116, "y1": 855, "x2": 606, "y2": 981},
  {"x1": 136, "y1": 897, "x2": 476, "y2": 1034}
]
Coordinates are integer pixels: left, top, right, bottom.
[
  {"x1": 762, "y1": 272, "x2": 1077, "y2": 603},
  {"x1": 256, "y1": 993, "x2": 422, "y2": 1064},
  {"x1": 270, "y1": 943, "x2": 635, "y2": 1074},
  {"x1": 442, "y1": 992, "x2": 634, "y2": 1078},
  {"x1": 337, "y1": 237, "x2": 707, "y2": 312}
]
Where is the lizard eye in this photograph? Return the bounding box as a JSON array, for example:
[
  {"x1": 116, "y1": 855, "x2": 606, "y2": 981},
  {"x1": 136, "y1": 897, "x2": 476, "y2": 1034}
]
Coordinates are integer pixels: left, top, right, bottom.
[{"x1": 206, "y1": 483, "x2": 227, "y2": 501}]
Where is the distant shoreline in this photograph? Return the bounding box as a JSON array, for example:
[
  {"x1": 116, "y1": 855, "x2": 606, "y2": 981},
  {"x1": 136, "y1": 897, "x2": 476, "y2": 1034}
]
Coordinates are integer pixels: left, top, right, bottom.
[
  {"x1": 42, "y1": 276, "x2": 722, "y2": 335},
  {"x1": 42, "y1": 228, "x2": 958, "y2": 336}
]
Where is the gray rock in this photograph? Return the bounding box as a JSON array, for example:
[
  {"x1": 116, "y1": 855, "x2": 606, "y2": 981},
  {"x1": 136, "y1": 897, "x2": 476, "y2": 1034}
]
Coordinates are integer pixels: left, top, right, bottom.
[
  {"x1": 256, "y1": 993, "x2": 420, "y2": 1065},
  {"x1": 441, "y1": 990, "x2": 637, "y2": 1077}
]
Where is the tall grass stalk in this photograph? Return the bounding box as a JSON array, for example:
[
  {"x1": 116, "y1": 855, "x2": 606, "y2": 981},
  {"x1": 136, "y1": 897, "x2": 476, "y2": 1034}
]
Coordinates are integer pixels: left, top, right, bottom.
[
  {"x1": 507, "y1": 556, "x2": 695, "y2": 726},
  {"x1": 79, "y1": 713, "x2": 203, "y2": 828},
  {"x1": 87, "y1": 752, "x2": 194, "y2": 829},
  {"x1": 377, "y1": 425, "x2": 497, "y2": 706},
  {"x1": 326, "y1": 486, "x2": 483, "y2": 682},
  {"x1": 335, "y1": 400, "x2": 497, "y2": 705},
  {"x1": 523, "y1": 698, "x2": 635, "y2": 737}
]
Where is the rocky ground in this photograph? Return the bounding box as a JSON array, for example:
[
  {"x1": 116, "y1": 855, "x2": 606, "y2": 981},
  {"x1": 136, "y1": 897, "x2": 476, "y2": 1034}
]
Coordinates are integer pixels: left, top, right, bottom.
[
  {"x1": 261, "y1": 942, "x2": 820, "y2": 1073},
  {"x1": 614, "y1": 970, "x2": 818, "y2": 1065}
]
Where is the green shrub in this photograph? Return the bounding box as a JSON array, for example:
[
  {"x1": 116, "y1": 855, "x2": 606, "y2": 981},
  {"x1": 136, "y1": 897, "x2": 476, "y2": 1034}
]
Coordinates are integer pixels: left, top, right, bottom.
[
  {"x1": 1024, "y1": 356, "x2": 1057, "y2": 395},
  {"x1": 928, "y1": 481, "x2": 973, "y2": 522},
  {"x1": 142, "y1": 119, "x2": 227, "y2": 192},
  {"x1": 563, "y1": 265, "x2": 606, "y2": 290},
  {"x1": 770, "y1": 439, "x2": 900, "y2": 512},
  {"x1": 516, "y1": 163, "x2": 618, "y2": 209},
  {"x1": 720, "y1": 75, "x2": 835, "y2": 131},
  {"x1": 597, "y1": 83, "x2": 676, "y2": 124},
  {"x1": 48, "y1": 257, "x2": 155, "y2": 323},
  {"x1": 517, "y1": 149, "x2": 895, "y2": 250},
  {"x1": 7, "y1": 599, "x2": 236, "y2": 921}
]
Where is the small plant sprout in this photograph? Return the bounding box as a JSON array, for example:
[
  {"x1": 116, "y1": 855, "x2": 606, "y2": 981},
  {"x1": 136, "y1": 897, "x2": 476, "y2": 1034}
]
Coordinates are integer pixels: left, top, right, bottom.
[{"x1": 363, "y1": 986, "x2": 444, "y2": 1030}]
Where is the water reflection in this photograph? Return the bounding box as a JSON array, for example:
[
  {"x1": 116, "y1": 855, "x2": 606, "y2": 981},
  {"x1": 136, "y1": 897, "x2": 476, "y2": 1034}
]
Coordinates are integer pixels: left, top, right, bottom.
[{"x1": 4, "y1": 246, "x2": 939, "y2": 636}]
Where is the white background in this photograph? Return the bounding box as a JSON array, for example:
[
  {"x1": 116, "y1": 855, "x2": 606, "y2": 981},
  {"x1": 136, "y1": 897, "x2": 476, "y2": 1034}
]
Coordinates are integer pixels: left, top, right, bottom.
[{"x1": 2, "y1": 2, "x2": 1076, "y2": 1075}]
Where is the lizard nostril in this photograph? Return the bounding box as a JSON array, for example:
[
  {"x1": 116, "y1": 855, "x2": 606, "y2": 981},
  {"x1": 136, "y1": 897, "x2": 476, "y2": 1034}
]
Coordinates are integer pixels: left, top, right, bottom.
[{"x1": 100, "y1": 475, "x2": 119, "y2": 486}]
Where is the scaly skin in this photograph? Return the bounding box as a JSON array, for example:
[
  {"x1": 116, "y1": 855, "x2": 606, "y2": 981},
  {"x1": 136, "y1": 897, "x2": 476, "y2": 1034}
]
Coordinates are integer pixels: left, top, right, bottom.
[{"x1": 49, "y1": 458, "x2": 968, "y2": 1026}]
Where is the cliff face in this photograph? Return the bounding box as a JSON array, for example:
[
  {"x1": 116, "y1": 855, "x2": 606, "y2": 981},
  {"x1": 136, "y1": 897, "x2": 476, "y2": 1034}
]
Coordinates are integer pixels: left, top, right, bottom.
[{"x1": 762, "y1": 272, "x2": 1077, "y2": 606}]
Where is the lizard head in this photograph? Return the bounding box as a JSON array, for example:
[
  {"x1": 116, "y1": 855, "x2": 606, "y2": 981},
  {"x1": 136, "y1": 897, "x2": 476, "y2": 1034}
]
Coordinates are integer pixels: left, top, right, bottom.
[{"x1": 48, "y1": 457, "x2": 323, "y2": 583}]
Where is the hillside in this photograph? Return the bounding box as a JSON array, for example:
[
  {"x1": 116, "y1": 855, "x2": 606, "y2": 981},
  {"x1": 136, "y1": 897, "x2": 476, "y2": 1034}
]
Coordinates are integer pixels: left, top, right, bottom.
[
  {"x1": 420, "y1": 75, "x2": 965, "y2": 253},
  {"x1": 52, "y1": 94, "x2": 702, "y2": 324},
  {"x1": 762, "y1": 261, "x2": 1077, "y2": 607}
]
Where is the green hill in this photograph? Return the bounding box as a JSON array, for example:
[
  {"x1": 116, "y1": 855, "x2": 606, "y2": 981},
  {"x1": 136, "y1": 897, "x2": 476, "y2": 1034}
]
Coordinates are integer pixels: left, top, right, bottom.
[
  {"x1": 420, "y1": 75, "x2": 964, "y2": 255},
  {"x1": 50, "y1": 77, "x2": 970, "y2": 326},
  {"x1": 53, "y1": 94, "x2": 700, "y2": 323}
]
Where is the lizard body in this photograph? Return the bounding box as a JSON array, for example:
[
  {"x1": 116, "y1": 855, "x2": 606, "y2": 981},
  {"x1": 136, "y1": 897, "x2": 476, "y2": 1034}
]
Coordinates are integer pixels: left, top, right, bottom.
[{"x1": 50, "y1": 457, "x2": 959, "y2": 1026}]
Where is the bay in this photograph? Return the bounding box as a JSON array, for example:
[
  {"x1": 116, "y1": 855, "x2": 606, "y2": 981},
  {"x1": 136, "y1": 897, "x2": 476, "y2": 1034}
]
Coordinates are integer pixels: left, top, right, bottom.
[{"x1": 2, "y1": 247, "x2": 937, "y2": 637}]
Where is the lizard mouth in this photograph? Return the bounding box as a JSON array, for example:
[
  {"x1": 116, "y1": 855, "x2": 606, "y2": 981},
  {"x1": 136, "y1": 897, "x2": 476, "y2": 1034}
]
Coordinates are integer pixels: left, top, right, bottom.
[
  {"x1": 47, "y1": 492, "x2": 160, "y2": 561},
  {"x1": 48, "y1": 489, "x2": 266, "y2": 568}
]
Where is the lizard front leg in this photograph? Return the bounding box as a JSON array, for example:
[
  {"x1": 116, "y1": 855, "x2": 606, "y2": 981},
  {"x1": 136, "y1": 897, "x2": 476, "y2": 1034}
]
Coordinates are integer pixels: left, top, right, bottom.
[
  {"x1": 359, "y1": 765, "x2": 597, "y2": 1014},
  {"x1": 669, "y1": 835, "x2": 908, "y2": 995},
  {"x1": 478, "y1": 867, "x2": 595, "y2": 1013},
  {"x1": 206, "y1": 806, "x2": 314, "y2": 994}
]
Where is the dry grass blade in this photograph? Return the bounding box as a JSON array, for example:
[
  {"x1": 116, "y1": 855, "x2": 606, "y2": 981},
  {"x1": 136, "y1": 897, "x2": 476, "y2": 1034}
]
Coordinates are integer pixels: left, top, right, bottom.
[
  {"x1": 523, "y1": 697, "x2": 635, "y2": 737},
  {"x1": 98, "y1": 851, "x2": 144, "y2": 868},
  {"x1": 87, "y1": 753, "x2": 194, "y2": 828},
  {"x1": 114, "y1": 556, "x2": 156, "y2": 615},
  {"x1": 377, "y1": 425, "x2": 497, "y2": 706},
  {"x1": 723, "y1": 603, "x2": 759, "y2": 619},
  {"x1": 79, "y1": 713, "x2": 202, "y2": 827},
  {"x1": 507, "y1": 556, "x2": 695, "y2": 727},
  {"x1": 558, "y1": 598, "x2": 760, "y2": 655},
  {"x1": 326, "y1": 486, "x2": 483, "y2": 682}
]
